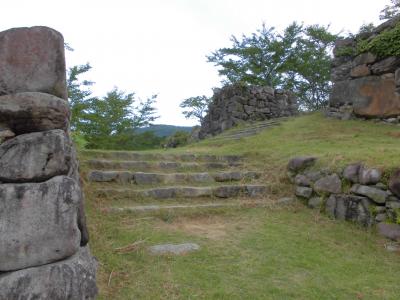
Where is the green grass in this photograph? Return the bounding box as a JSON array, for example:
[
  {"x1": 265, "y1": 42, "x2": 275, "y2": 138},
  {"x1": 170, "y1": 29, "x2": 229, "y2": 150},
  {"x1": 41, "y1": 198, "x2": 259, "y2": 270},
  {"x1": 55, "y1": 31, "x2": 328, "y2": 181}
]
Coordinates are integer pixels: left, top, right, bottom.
[
  {"x1": 87, "y1": 201, "x2": 400, "y2": 300},
  {"x1": 83, "y1": 113, "x2": 400, "y2": 299}
]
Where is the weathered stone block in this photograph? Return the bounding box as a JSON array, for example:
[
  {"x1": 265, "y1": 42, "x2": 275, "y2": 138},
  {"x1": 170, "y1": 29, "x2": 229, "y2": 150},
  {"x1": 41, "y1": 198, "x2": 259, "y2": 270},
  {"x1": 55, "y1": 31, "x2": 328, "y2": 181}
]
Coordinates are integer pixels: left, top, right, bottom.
[
  {"x1": 0, "y1": 92, "x2": 70, "y2": 134},
  {"x1": 294, "y1": 174, "x2": 312, "y2": 187},
  {"x1": 389, "y1": 169, "x2": 400, "y2": 198},
  {"x1": 370, "y1": 57, "x2": 400, "y2": 75},
  {"x1": 359, "y1": 167, "x2": 382, "y2": 185},
  {"x1": 0, "y1": 176, "x2": 81, "y2": 271},
  {"x1": 0, "y1": 130, "x2": 71, "y2": 183},
  {"x1": 314, "y1": 174, "x2": 342, "y2": 195},
  {"x1": 295, "y1": 186, "x2": 313, "y2": 199},
  {"x1": 0, "y1": 27, "x2": 67, "y2": 99},
  {"x1": 0, "y1": 246, "x2": 97, "y2": 300},
  {"x1": 351, "y1": 184, "x2": 388, "y2": 204},
  {"x1": 88, "y1": 170, "x2": 133, "y2": 183},
  {"x1": 325, "y1": 194, "x2": 372, "y2": 225},
  {"x1": 287, "y1": 156, "x2": 317, "y2": 173},
  {"x1": 330, "y1": 76, "x2": 400, "y2": 117},
  {"x1": 377, "y1": 223, "x2": 400, "y2": 241},
  {"x1": 353, "y1": 53, "x2": 377, "y2": 66},
  {"x1": 343, "y1": 163, "x2": 362, "y2": 183},
  {"x1": 331, "y1": 61, "x2": 352, "y2": 81},
  {"x1": 350, "y1": 64, "x2": 370, "y2": 78}
]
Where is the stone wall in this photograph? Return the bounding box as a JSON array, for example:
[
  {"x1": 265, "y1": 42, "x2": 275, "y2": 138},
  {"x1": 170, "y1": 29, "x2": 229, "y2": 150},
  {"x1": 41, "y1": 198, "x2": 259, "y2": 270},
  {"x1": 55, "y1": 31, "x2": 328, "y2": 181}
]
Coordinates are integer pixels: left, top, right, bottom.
[
  {"x1": 327, "y1": 16, "x2": 400, "y2": 122},
  {"x1": 199, "y1": 84, "x2": 298, "y2": 138},
  {"x1": 0, "y1": 27, "x2": 97, "y2": 299},
  {"x1": 287, "y1": 157, "x2": 400, "y2": 243}
]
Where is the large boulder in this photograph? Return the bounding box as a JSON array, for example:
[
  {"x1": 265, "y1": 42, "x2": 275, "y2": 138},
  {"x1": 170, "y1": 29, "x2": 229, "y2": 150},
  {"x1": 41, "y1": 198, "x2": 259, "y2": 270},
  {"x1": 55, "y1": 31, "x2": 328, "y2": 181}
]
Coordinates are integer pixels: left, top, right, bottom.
[
  {"x1": 389, "y1": 169, "x2": 400, "y2": 198},
  {"x1": 313, "y1": 174, "x2": 342, "y2": 195},
  {"x1": 358, "y1": 167, "x2": 382, "y2": 185},
  {"x1": 377, "y1": 223, "x2": 400, "y2": 241},
  {"x1": 370, "y1": 57, "x2": 400, "y2": 75},
  {"x1": 343, "y1": 163, "x2": 362, "y2": 183},
  {"x1": 0, "y1": 176, "x2": 81, "y2": 271},
  {"x1": 0, "y1": 246, "x2": 98, "y2": 300},
  {"x1": 351, "y1": 184, "x2": 389, "y2": 204},
  {"x1": 0, "y1": 130, "x2": 72, "y2": 183},
  {"x1": 0, "y1": 27, "x2": 67, "y2": 99},
  {"x1": 0, "y1": 92, "x2": 70, "y2": 135},
  {"x1": 325, "y1": 194, "x2": 373, "y2": 226},
  {"x1": 330, "y1": 76, "x2": 400, "y2": 117},
  {"x1": 287, "y1": 156, "x2": 317, "y2": 173}
]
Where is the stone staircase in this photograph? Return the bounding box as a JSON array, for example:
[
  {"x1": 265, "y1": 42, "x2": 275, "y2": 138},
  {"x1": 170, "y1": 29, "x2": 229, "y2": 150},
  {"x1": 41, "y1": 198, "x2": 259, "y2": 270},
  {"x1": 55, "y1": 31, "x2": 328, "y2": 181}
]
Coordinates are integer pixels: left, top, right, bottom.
[
  {"x1": 82, "y1": 151, "x2": 268, "y2": 214},
  {"x1": 210, "y1": 117, "x2": 289, "y2": 141}
]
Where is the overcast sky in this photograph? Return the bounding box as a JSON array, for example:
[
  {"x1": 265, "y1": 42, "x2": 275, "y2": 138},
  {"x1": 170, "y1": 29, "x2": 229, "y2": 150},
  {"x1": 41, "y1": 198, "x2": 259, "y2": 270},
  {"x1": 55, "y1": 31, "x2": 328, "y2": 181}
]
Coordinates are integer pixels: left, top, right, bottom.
[{"x1": 2, "y1": 0, "x2": 386, "y2": 126}]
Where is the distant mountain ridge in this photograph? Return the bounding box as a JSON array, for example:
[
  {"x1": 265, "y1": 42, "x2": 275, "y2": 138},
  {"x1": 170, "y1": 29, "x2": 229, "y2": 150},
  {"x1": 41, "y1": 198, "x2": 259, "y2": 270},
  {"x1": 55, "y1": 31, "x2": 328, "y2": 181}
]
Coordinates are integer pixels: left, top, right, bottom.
[{"x1": 137, "y1": 124, "x2": 193, "y2": 137}]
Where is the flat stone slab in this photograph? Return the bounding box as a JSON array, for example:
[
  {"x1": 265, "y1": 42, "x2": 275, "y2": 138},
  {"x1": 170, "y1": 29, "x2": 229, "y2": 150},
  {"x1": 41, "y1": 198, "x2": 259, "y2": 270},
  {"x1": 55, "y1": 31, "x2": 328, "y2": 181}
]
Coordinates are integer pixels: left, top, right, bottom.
[
  {"x1": 0, "y1": 92, "x2": 70, "y2": 135},
  {"x1": 96, "y1": 184, "x2": 267, "y2": 199},
  {"x1": 149, "y1": 243, "x2": 200, "y2": 255},
  {"x1": 110, "y1": 203, "x2": 237, "y2": 213},
  {"x1": 0, "y1": 26, "x2": 67, "y2": 99},
  {"x1": 0, "y1": 246, "x2": 97, "y2": 300},
  {"x1": 85, "y1": 159, "x2": 235, "y2": 171},
  {"x1": 88, "y1": 170, "x2": 260, "y2": 184},
  {"x1": 0, "y1": 176, "x2": 81, "y2": 271},
  {"x1": 82, "y1": 150, "x2": 242, "y2": 163},
  {"x1": 351, "y1": 184, "x2": 389, "y2": 204},
  {"x1": 0, "y1": 130, "x2": 72, "y2": 183}
]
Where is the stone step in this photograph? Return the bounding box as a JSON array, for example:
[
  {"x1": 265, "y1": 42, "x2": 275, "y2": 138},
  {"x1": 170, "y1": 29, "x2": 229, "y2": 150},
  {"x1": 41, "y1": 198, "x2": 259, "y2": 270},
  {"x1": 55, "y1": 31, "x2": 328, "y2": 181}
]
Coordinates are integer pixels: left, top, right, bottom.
[
  {"x1": 81, "y1": 151, "x2": 242, "y2": 163},
  {"x1": 88, "y1": 170, "x2": 261, "y2": 184},
  {"x1": 83, "y1": 159, "x2": 241, "y2": 171},
  {"x1": 94, "y1": 184, "x2": 267, "y2": 200},
  {"x1": 107, "y1": 200, "x2": 269, "y2": 213},
  {"x1": 213, "y1": 123, "x2": 281, "y2": 140}
]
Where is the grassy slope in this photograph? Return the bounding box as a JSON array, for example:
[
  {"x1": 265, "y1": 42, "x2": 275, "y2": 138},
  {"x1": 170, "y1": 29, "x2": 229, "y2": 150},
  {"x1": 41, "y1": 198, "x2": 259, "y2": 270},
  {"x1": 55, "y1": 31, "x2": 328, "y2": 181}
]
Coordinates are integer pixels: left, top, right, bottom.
[
  {"x1": 180, "y1": 113, "x2": 400, "y2": 168},
  {"x1": 84, "y1": 113, "x2": 400, "y2": 299}
]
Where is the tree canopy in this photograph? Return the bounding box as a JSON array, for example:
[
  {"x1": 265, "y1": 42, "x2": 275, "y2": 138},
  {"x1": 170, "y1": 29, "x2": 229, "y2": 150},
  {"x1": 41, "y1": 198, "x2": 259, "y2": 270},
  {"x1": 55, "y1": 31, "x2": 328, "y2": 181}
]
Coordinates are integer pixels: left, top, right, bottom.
[
  {"x1": 207, "y1": 22, "x2": 338, "y2": 110},
  {"x1": 67, "y1": 64, "x2": 159, "y2": 150},
  {"x1": 180, "y1": 95, "x2": 212, "y2": 124},
  {"x1": 380, "y1": 0, "x2": 400, "y2": 20}
]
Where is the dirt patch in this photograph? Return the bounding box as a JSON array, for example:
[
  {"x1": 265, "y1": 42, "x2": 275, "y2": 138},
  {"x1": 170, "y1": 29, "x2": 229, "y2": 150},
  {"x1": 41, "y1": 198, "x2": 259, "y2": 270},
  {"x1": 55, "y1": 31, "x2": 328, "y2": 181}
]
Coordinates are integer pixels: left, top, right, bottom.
[{"x1": 157, "y1": 215, "x2": 250, "y2": 240}]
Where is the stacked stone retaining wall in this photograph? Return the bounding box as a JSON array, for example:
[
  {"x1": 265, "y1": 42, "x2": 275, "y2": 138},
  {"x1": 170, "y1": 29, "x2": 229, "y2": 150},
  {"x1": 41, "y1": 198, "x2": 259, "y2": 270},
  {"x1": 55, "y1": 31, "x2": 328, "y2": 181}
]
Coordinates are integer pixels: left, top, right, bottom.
[
  {"x1": 327, "y1": 16, "x2": 400, "y2": 122},
  {"x1": 0, "y1": 26, "x2": 97, "y2": 299},
  {"x1": 199, "y1": 84, "x2": 298, "y2": 138},
  {"x1": 287, "y1": 156, "x2": 400, "y2": 243}
]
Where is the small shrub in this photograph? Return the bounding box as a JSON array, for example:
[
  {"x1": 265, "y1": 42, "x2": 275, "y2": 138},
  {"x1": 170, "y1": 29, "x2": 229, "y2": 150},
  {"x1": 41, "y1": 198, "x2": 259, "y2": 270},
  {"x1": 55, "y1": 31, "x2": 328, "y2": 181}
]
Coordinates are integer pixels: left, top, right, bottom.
[
  {"x1": 335, "y1": 46, "x2": 356, "y2": 57},
  {"x1": 357, "y1": 23, "x2": 400, "y2": 58},
  {"x1": 71, "y1": 131, "x2": 88, "y2": 150},
  {"x1": 164, "y1": 131, "x2": 190, "y2": 148}
]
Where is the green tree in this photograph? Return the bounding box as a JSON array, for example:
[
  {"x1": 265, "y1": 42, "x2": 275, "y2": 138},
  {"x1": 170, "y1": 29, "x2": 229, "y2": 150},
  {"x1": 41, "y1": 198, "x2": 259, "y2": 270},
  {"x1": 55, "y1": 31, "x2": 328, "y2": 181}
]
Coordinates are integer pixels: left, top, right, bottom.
[
  {"x1": 67, "y1": 63, "x2": 95, "y2": 131},
  {"x1": 283, "y1": 24, "x2": 338, "y2": 110},
  {"x1": 207, "y1": 22, "x2": 337, "y2": 110},
  {"x1": 380, "y1": 0, "x2": 400, "y2": 20},
  {"x1": 84, "y1": 88, "x2": 158, "y2": 149},
  {"x1": 180, "y1": 95, "x2": 212, "y2": 123}
]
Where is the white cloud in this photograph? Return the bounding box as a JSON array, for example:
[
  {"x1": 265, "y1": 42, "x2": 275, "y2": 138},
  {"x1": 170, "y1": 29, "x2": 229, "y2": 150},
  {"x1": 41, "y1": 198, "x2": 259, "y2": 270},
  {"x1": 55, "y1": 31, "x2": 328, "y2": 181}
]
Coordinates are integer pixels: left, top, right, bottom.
[{"x1": 1, "y1": 0, "x2": 386, "y2": 125}]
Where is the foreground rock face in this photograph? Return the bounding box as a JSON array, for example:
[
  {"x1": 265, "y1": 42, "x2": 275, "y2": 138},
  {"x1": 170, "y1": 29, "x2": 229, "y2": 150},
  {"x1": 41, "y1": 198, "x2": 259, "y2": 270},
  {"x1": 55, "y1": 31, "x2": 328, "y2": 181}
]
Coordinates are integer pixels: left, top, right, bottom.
[
  {"x1": 0, "y1": 246, "x2": 98, "y2": 300},
  {"x1": 199, "y1": 84, "x2": 297, "y2": 138},
  {"x1": 0, "y1": 92, "x2": 70, "y2": 134},
  {"x1": 330, "y1": 76, "x2": 400, "y2": 117},
  {"x1": 0, "y1": 176, "x2": 81, "y2": 271},
  {"x1": 0, "y1": 27, "x2": 67, "y2": 99},
  {"x1": 0, "y1": 130, "x2": 72, "y2": 182},
  {"x1": 327, "y1": 17, "x2": 400, "y2": 120},
  {"x1": 0, "y1": 26, "x2": 97, "y2": 297}
]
